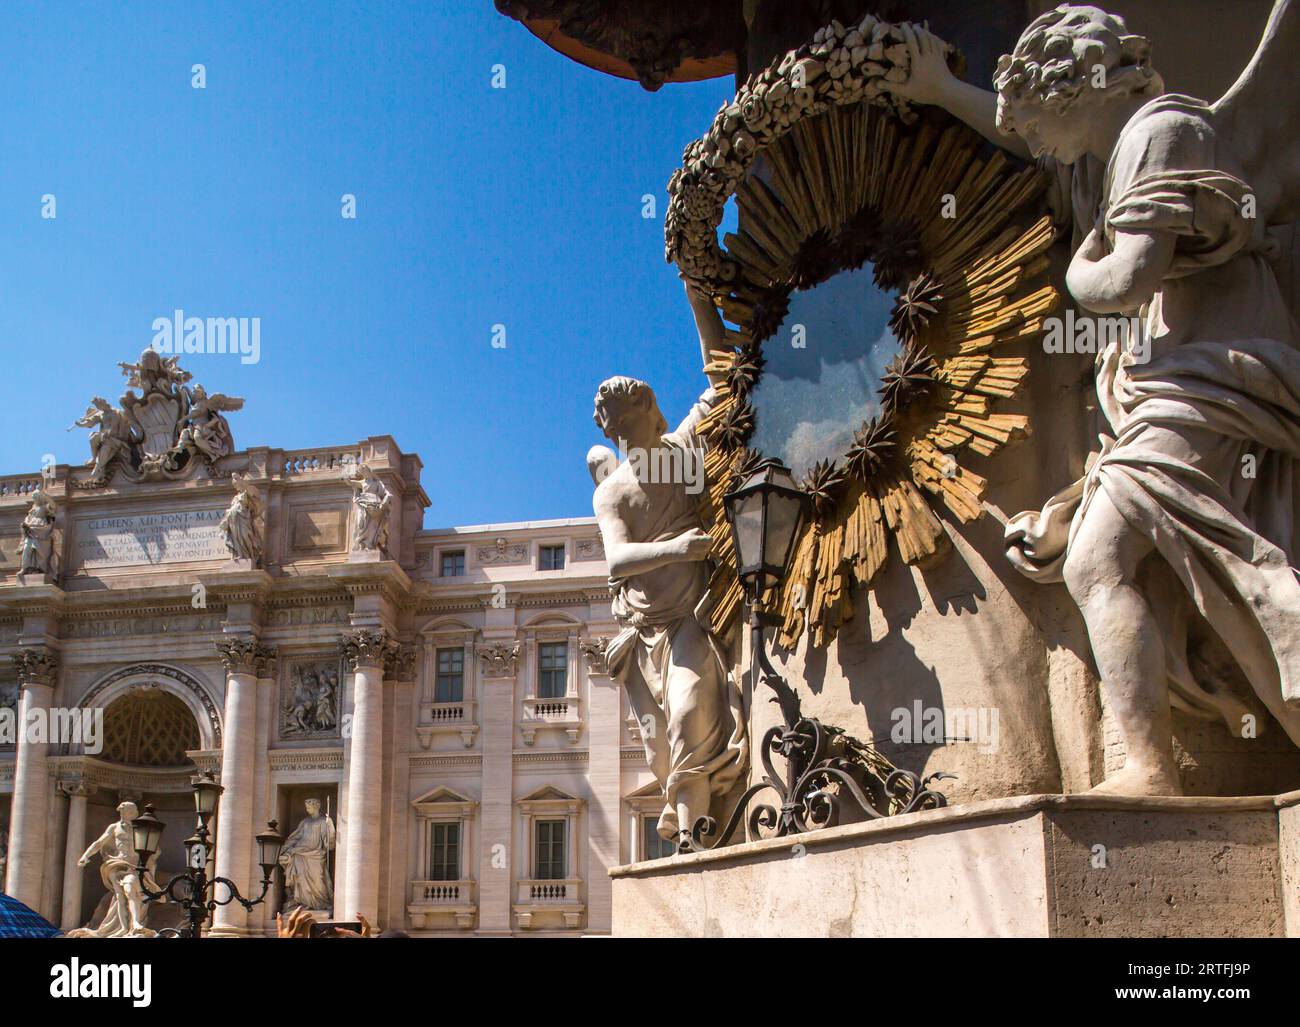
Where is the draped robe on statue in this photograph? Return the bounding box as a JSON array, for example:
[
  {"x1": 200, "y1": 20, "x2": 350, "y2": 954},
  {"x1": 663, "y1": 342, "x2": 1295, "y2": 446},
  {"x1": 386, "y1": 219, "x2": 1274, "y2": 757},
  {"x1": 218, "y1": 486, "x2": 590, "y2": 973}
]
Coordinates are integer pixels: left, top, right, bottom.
[
  {"x1": 278, "y1": 812, "x2": 336, "y2": 911},
  {"x1": 1007, "y1": 96, "x2": 1300, "y2": 738},
  {"x1": 604, "y1": 389, "x2": 749, "y2": 839}
]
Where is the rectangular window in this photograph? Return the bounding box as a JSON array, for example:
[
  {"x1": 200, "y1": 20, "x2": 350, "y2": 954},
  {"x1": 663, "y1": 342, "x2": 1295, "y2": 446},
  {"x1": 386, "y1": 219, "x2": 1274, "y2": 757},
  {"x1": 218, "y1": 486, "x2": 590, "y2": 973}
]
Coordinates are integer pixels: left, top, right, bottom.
[
  {"x1": 537, "y1": 642, "x2": 567, "y2": 699},
  {"x1": 435, "y1": 648, "x2": 464, "y2": 704},
  {"x1": 428, "y1": 822, "x2": 460, "y2": 881},
  {"x1": 440, "y1": 550, "x2": 465, "y2": 577},
  {"x1": 539, "y1": 544, "x2": 565, "y2": 571},
  {"x1": 642, "y1": 817, "x2": 676, "y2": 861},
  {"x1": 535, "y1": 819, "x2": 566, "y2": 880}
]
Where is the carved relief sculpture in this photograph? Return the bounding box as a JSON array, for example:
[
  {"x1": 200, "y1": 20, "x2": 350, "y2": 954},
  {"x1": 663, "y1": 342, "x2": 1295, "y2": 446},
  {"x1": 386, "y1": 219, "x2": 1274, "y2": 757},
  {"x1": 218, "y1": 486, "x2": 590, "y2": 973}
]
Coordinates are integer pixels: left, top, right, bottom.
[
  {"x1": 476, "y1": 642, "x2": 520, "y2": 678},
  {"x1": 280, "y1": 660, "x2": 341, "y2": 739},
  {"x1": 889, "y1": 3, "x2": 1300, "y2": 794},
  {"x1": 67, "y1": 802, "x2": 162, "y2": 938},
  {"x1": 219, "y1": 473, "x2": 265, "y2": 565},
  {"x1": 591, "y1": 287, "x2": 748, "y2": 849},
  {"x1": 345, "y1": 463, "x2": 392, "y2": 552},
  {"x1": 16, "y1": 488, "x2": 59, "y2": 579},
  {"x1": 277, "y1": 798, "x2": 336, "y2": 912}
]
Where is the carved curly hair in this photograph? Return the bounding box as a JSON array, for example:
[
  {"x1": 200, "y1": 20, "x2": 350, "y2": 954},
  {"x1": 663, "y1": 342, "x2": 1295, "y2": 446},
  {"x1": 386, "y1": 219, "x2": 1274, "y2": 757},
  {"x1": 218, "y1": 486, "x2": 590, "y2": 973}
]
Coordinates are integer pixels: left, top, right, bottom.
[
  {"x1": 592, "y1": 376, "x2": 667, "y2": 435},
  {"x1": 993, "y1": 4, "x2": 1163, "y2": 133}
]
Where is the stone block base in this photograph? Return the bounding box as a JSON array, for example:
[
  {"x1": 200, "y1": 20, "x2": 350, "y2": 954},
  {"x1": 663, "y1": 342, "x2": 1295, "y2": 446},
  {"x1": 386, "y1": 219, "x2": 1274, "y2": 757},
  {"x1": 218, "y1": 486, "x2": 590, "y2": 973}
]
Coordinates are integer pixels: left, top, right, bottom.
[{"x1": 611, "y1": 791, "x2": 1300, "y2": 938}]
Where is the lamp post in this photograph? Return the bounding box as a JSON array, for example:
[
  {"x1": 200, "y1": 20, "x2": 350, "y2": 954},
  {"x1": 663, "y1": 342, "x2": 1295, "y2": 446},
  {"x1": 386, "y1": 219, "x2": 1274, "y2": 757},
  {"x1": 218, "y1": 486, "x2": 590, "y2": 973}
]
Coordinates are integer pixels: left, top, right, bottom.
[
  {"x1": 687, "y1": 458, "x2": 949, "y2": 852},
  {"x1": 131, "y1": 772, "x2": 283, "y2": 939}
]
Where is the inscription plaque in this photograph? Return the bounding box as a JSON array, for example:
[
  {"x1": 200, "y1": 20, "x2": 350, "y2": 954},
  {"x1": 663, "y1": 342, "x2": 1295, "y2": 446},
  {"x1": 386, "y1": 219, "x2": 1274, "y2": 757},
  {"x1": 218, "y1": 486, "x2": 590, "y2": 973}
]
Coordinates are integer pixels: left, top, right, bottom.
[{"x1": 74, "y1": 510, "x2": 228, "y2": 569}]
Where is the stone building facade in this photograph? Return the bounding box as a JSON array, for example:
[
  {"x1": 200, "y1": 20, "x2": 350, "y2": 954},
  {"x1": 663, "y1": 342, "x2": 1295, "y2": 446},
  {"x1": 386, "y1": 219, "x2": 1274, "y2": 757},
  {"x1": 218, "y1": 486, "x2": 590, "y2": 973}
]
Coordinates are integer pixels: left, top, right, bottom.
[{"x1": 0, "y1": 357, "x2": 662, "y2": 937}]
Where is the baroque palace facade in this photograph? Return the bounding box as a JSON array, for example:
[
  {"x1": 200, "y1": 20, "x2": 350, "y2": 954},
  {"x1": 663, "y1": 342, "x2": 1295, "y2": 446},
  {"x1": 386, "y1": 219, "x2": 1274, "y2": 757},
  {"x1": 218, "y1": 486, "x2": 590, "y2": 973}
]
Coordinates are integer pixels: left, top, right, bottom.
[{"x1": 0, "y1": 351, "x2": 663, "y2": 937}]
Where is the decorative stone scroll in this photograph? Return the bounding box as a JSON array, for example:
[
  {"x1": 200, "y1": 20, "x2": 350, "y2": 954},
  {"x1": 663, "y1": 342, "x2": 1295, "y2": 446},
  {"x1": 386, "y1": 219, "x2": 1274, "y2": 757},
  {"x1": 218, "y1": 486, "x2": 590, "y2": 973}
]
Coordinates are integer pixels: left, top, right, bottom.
[
  {"x1": 578, "y1": 637, "x2": 610, "y2": 676},
  {"x1": 666, "y1": 13, "x2": 1059, "y2": 647}
]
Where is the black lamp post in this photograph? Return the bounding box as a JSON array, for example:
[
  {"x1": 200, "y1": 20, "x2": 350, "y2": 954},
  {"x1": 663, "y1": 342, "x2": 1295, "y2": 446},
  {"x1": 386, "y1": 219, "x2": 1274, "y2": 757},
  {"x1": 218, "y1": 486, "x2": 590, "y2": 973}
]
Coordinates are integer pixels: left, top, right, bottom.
[
  {"x1": 687, "y1": 458, "x2": 949, "y2": 852},
  {"x1": 132, "y1": 772, "x2": 283, "y2": 938}
]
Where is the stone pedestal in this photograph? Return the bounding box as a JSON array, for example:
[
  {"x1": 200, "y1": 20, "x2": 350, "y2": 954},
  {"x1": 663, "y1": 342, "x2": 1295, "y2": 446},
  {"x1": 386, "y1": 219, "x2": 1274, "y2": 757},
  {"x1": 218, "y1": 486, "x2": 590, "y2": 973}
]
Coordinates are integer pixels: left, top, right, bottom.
[{"x1": 611, "y1": 792, "x2": 1300, "y2": 938}]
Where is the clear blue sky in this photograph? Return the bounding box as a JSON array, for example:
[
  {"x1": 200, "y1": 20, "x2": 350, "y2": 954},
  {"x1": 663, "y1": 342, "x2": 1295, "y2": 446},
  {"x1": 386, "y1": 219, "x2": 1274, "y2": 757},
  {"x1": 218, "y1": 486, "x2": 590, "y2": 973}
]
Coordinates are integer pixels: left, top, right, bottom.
[{"x1": 0, "y1": 0, "x2": 734, "y2": 527}]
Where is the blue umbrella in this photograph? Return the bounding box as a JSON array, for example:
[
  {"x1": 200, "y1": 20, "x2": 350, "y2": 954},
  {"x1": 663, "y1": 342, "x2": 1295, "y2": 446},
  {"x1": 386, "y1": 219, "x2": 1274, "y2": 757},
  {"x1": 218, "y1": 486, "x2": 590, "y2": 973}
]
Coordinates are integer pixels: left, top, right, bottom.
[{"x1": 0, "y1": 892, "x2": 62, "y2": 938}]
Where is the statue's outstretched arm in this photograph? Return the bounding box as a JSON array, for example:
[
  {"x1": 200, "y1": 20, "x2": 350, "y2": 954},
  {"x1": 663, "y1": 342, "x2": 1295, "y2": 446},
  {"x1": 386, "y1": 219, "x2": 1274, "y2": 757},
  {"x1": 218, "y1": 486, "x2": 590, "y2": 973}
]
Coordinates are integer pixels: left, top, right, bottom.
[{"x1": 883, "y1": 23, "x2": 1032, "y2": 161}]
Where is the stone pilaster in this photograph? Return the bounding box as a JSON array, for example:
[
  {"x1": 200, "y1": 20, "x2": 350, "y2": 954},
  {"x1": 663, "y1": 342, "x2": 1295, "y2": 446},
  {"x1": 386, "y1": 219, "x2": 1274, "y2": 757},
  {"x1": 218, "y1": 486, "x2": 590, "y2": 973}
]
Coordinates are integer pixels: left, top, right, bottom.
[
  {"x1": 210, "y1": 638, "x2": 275, "y2": 936},
  {"x1": 475, "y1": 641, "x2": 519, "y2": 935},
  {"x1": 581, "y1": 636, "x2": 619, "y2": 932},
  {"x1": 5, "y1": 647, "x2": 59, "y2": 910},
  {"x1": 340, "y1": 629, "x2": 397, "y2": 925},
  {"x1": 60, "y1": 783, "x2": 95, "y2": 931}
]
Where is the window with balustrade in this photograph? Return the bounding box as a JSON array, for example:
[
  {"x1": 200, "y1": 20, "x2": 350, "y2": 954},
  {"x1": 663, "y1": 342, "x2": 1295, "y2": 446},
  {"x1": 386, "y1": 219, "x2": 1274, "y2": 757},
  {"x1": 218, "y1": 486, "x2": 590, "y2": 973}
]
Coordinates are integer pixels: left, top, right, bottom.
[
  {"x1": 535, "y1": 818, "x2": 567, "y2": 880},
  {"x1": 435, "y1": 647, "x2": 464, "y2": 704},
  {"x1": 537, "y1": 641, "x2": 567, "y2": 699}
]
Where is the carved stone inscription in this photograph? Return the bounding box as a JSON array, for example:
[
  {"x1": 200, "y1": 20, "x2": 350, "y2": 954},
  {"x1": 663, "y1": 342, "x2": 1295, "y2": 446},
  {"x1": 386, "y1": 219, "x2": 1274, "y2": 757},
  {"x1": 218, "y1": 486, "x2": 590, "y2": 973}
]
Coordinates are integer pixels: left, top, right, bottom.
[{"x1": 74, "y1": 510, "x2": 228, "y2": 569}]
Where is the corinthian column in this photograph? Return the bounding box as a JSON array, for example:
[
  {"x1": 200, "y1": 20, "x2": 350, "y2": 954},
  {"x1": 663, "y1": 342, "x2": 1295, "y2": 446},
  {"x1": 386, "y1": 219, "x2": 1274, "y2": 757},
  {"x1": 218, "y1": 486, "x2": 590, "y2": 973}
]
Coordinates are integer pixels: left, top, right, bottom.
[
  {"x1": 5, "y1": 647, "x2": 59, "y2": 910},
  {"x1": 211, "y1": 638, "x2": 275, "y2": 936},
  {"x1": 340, "y1": 629, "x2": 396, "y2": 926}
]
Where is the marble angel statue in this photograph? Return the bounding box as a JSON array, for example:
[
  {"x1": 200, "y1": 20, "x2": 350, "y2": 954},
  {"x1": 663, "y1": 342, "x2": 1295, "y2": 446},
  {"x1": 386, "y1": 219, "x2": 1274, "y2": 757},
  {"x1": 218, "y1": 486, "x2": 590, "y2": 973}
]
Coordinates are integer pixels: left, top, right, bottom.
[
  {"x1": 885, "y1": 2, "x2": 1300, "y2": 794},
  {"x1": 70, "y1": 395, "x2": 142, "y2": 482},
  {"x1": 176, "y1": 384, "x2": 243, "y2": 464}
]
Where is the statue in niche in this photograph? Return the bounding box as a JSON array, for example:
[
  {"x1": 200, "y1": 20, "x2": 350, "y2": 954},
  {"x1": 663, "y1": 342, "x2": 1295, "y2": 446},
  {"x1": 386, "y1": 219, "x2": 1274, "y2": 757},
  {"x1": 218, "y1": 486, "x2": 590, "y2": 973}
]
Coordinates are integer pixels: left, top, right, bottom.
[
  {"x1": 345, "y1": 463, "x2": 392, "y2": 552},
  {"x1": 592, "y1": 283, "x2": 748, "y2": 849},
  {"x1": 281, "y1": 663, "x2": 340, "y2": 738},
  {"x1": 70, "y1": 395, "x2": 143, "y2": 482},
  {"x1": 219, "y1": 473, "x2": 264, "y2": 565},
  {"x1": 68, "y1": 801, "x2": 161, "y2": 938},
  {"x1": 887, "y1": 4, "x2": 1300, "y2": 794},
  {"x1": 16, "y1": 489, "x2": 59, "y2": 579},
  {"x1": 277, "y1": 798, "x2": 336, "y2": 912}
]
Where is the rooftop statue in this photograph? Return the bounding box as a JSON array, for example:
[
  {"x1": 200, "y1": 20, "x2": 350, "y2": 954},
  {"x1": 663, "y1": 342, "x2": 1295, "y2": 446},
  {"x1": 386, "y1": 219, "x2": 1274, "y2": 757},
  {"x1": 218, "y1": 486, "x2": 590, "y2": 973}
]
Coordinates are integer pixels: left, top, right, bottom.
[{"x1": 886, "y1": 2, "x2": 1300, "y2": 794}]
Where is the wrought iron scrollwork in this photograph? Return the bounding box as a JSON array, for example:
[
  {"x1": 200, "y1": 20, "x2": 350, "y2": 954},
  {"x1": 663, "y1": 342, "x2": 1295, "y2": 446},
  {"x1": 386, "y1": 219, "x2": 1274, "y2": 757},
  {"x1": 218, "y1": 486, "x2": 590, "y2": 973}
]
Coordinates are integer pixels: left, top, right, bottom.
[{"x1": 687, "y1": 609, "x2": 953, "y2": 853}]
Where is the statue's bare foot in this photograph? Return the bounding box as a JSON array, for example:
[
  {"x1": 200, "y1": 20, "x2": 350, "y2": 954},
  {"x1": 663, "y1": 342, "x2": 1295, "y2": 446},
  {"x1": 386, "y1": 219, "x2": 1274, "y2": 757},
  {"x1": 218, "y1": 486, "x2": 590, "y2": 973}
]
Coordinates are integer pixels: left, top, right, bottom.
[{"x1": 1088, "y1": 765, "x2": 1182, "y2": 796}]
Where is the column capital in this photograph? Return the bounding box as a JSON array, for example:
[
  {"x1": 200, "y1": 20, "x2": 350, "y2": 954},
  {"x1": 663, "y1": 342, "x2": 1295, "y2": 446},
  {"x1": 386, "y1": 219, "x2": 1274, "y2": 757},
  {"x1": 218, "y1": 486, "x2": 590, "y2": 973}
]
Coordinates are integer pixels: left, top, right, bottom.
[
  {"x1": 387, "y1": 644, "x2": 417, "y2": 682},
  {"x1": 11, "y1": 646, "x2": 60, "y2": 689},
  {"x1": 579, "y1": 636, "x2": 611, "y2": 677},
  {"x1": 58, "y1": 780, "x2": 96, "y2": 799},
  {"x1": 253, "y1": 643, "x2": 278, "y2": 680},
  {"x1": 340, "y1": 628, "x2": 398, "y2": 672},
  {"x1": 215, "y1": 637, "x2": 261, "y2": 675},
  {"x1": 476, "y1": 641, "x2": 520, "y2": 678}
]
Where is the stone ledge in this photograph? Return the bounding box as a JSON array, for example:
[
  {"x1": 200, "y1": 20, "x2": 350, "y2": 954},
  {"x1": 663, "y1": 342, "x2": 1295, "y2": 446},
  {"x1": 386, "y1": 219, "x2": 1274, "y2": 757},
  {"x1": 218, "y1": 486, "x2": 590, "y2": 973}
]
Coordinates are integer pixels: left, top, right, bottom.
[{"x1": 611, "y1": 792, "x2": 1297, "y2": 938}]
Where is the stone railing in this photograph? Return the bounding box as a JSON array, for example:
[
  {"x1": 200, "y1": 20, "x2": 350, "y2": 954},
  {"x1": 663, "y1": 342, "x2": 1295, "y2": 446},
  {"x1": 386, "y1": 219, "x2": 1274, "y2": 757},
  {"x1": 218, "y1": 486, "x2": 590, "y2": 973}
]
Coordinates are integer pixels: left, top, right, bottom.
[
  {"x1": 520, "y1": 695, "x2": 583, "y2": 746},
  {"x1": 513, "y1": 879, "x2": 584, "y2": 930},
  {"x1": 279, "y1": 448, "x2": 364, "y2": 476},
  {"x1": 416, "y1": 700, "x2": 478, "y2": 749},
  {"x1": 408, "y1": 879, "x2": 477, "y2": 930},
  {"x1": 0, "y1": 475, "x2": 47, "y2": 498}
]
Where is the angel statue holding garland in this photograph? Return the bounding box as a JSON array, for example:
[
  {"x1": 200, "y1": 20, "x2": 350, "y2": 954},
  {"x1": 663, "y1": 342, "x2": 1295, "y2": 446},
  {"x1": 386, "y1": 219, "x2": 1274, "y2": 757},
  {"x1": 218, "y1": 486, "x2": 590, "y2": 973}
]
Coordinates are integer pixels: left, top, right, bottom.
[{"x1": 885, "y1": 3, "x2": 1300, "y2": 795}]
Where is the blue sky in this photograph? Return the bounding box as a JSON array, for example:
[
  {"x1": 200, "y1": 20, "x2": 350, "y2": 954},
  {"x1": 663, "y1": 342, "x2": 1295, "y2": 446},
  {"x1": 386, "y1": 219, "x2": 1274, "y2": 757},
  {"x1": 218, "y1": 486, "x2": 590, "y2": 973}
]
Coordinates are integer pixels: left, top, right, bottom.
[{"x1": 0, "y1": 1, "x2": 734, "y2": 527}]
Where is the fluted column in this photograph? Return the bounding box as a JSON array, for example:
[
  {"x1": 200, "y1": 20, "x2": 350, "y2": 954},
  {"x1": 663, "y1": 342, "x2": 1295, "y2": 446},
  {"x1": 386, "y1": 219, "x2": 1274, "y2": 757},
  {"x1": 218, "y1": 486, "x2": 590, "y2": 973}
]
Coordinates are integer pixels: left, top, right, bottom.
[
  {"x1": 340, "y1": 629, "x2": 396, "y2": 926},
  {"x1": 475, "y1": 640, "x2": 519, "y2": 935},
  {"x1": 211, "y1": 638, "x2": 274, "y2": 936},
  {"x1": 5, "y1": 647, "x2": 59, "y2": 909},
  {"x1": 60, "y1": 783, "x2": 95, "y2": 931}
]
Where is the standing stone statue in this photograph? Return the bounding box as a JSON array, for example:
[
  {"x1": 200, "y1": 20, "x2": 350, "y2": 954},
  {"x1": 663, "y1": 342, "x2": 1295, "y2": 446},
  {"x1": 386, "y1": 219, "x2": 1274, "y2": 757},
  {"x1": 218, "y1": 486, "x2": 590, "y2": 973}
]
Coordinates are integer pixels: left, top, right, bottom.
[
  {"x1": 277, "y1": 798, "x2": 336, "y2": 912},
  {"x1": 16, "y1": 489, "x2": 59, "y2": 579},
  {"x1": 592, "y1": 283, "x2": 748, "y2": 849},
  {"x1": 345, "y1": 464, "x2": 392, "y2": 552},
  {"x1": 887, "y1": 4, "x2": 1300, "y2": 794},
  {"x1": 68, "y1": 801, "x2": 161, "y2": 938},
  {"x1": 219, "y1": 473, "x2": 264, "y2": 565}
]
